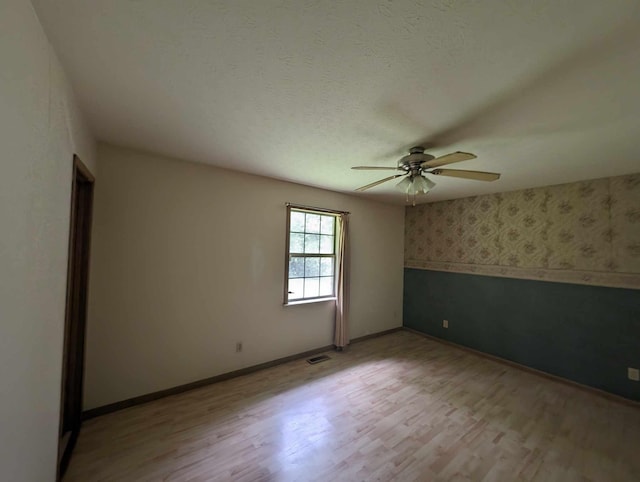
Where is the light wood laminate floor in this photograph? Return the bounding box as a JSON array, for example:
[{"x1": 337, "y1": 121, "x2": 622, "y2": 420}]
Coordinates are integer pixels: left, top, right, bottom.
[{"x1": 65, "y1": 331, "x2": 640, "y2": 481}]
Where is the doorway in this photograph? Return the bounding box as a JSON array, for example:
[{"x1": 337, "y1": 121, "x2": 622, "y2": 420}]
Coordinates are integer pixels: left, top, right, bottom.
[{"x1": 58, "y1": 155, "x2": 94, "y2": 478}]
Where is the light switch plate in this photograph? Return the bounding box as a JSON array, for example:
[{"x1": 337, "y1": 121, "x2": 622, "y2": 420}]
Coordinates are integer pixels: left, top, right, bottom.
[{"x1": 628, "y1": 367, "x2": 639, "y2": 381}]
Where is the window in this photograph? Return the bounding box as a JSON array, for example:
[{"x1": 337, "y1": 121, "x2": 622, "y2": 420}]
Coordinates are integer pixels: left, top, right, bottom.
[{"x1": 285, "y1": 207, "x2": 337, "y2": 304}]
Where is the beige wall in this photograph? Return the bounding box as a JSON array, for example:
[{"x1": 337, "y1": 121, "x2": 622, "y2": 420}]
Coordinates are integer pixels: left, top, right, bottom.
[
  {"x1": 85, "y1": 144, "x2": 404, "y2": 409},
  {"x1": 0, "y1": 1, "x2": 96, "y2": 480},
  {"x1": 405, "y1": 174, "x2": 640, "y2": 288}
]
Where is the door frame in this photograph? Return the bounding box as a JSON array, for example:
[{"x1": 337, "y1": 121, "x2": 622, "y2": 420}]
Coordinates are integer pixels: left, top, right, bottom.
[{"x1": 58, "y1": 155, "x2": 95, "y2": 479}]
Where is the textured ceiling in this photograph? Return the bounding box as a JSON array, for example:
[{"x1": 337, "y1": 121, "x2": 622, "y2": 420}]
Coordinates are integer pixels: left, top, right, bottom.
[{"x1": 32, "y1": 0, "x2": 640, "y2": 204}]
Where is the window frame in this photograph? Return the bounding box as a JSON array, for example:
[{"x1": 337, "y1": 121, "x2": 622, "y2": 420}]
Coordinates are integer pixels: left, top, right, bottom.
[{"x1": 284, "y1": 206, "x2": 339, "y2": 305}]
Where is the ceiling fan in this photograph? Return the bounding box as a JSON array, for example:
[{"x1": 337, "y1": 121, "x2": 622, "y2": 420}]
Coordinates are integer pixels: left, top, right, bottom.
[{"x1": 352, "y1": 146, "x2": 500, "y2": 205}]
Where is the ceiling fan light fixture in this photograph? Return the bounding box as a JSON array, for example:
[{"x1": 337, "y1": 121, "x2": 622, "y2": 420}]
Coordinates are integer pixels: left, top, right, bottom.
[
  {"x1": 396, "y1": 175, "x2": 435, "y2": 194},
  {"x1": 413, "y1": 175, "x2": 435, "y2": 193},
  {"x1": 407, "y1": 179, "x2": 420, "y2": 196},
  {"x1": 395, "y1": 174, "x2": 436, "y2": 205},
  {"x1": 395, "y1": 176, "x2": 412, "y2": 193}
]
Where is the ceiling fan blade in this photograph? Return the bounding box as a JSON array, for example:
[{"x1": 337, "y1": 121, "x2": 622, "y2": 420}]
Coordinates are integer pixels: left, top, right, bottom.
[
  {"x1": 351, "y1": 166, "x2": 401, "y2": 170},
  {"x1": 430, "y1": 169, "x2": 500, "y2": 182},
  {"x1": 422, "y1": 151, "x2": 477, "y2": 168},
  {"x1": 356, "y1": 174, "x2": 406, "y2": 192}
]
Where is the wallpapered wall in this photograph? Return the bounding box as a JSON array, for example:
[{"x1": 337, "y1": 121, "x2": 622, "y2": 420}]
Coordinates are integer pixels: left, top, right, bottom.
[{"x1": 405, "y1": 173, "x2": 640, "y2": 289}]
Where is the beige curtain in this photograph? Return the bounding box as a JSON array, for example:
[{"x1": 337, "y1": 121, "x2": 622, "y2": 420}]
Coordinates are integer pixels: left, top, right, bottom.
[{"x1": 334, "y1": 214, "x2": 350, "y2": 349}]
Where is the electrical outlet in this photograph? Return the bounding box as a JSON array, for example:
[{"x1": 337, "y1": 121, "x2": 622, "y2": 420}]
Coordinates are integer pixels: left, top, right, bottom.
[
  {"x1": 628, "y1": 367, "x2": 639, "y2": 381},
  {"x1": 443, "y1": 320, "x2": 449, "y2": 329},
  {"x1": 236, "y1": 342, "x2": 243, "y2": 353}
]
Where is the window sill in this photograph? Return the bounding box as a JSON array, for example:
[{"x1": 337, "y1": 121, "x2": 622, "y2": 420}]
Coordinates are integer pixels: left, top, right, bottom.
[{"x1": 284, "y1": 297, "x2": 336, "y2": 307}]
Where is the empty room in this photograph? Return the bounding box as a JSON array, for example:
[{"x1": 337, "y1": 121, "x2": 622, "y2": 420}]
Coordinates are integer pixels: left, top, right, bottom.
[{"x1": 2, "y1": 0, "x2": 640, "y2": 481}]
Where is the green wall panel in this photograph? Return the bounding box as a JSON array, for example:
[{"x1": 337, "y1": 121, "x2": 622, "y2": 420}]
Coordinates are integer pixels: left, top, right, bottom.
[{"x1": 403, "y1": 268, "x2": 640, "y2": 401}]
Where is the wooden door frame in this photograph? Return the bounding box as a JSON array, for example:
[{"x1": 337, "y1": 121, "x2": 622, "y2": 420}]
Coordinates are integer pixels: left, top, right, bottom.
[{"x1": 58, "y1": 155, "x2": 94, "y2": 479}]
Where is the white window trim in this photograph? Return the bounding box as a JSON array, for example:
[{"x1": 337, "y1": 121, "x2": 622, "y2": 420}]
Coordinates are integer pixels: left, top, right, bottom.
[{"x1": 283, "y1": 204, "x2": 345, "y2": 306}]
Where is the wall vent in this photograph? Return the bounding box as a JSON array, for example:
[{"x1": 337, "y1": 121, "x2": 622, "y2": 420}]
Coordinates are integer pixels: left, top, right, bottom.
[{"x1": 307, "y1": 354, "x2": 331, "y2": 365}]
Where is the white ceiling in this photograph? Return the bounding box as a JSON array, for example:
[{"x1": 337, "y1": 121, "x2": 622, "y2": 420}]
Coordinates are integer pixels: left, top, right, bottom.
[{"x1": 32, "y1": 0, "x2": 640, "y2": 204}]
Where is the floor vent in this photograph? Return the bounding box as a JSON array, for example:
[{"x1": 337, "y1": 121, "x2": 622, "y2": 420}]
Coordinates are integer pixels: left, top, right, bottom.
[{"x1": 307, "y1": 354, "x2": 331, "y2": 365}]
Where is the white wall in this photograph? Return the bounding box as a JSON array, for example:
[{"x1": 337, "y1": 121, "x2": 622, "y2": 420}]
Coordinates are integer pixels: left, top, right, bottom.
[
  {"x1": 0, "y1": 1, "x2": 96, "y2": 480},
  {"x1": 85, "y1": 144, "x2": 404, "y2": 409}
]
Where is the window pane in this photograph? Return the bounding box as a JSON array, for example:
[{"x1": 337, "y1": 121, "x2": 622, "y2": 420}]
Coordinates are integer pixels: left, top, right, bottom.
[
  {"x1": 304, "y1": 234, "x2": 320, "y2": 253},
  {"x1": 304, "y1": 277, "x2": 320, "y2": 298},
  {"x1": 290, "y1": 211, "x2": 305, "y2": 232},
  {"x1": 290, "y1": 233, "x2": 304, "y2": 253},
  {"x1": 305, "y1": 257, "x2": 320, "y2": 277},
  {"x1": 320, "y1": 235, "x2": 334, "y2": 254},
  {"x1": 321, "y1": 215, "x2": 335, "y2": 235},
  {"x1": 305, "y1": 214, "x2": 321, "y2": 234},
  {"x1": 319, "y1": 276, "x2": 334, "y2": 296},
  {"x1": 288, "y1": 278, "x2": 303, "y2": 300},
  {"x1": 286, "y1": 209, "x2": 338, "y2": 303},
  {"x1": 320, "y1": 257, "x2": 333, "y2": 276},
  {"x1": 289, "y1": 256, "x2": 304, "y2": 278}
]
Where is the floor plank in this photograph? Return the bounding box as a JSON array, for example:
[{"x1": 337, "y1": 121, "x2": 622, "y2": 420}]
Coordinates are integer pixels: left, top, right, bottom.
[{"x1": 65, "y1": 331, "x2": 640, "y2": 481}]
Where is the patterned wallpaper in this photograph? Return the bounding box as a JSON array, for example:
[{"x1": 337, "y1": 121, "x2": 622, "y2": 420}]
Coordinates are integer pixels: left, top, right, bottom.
[{"x1": 405, "y1": 173, "x2": 640, "y2": 289}]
